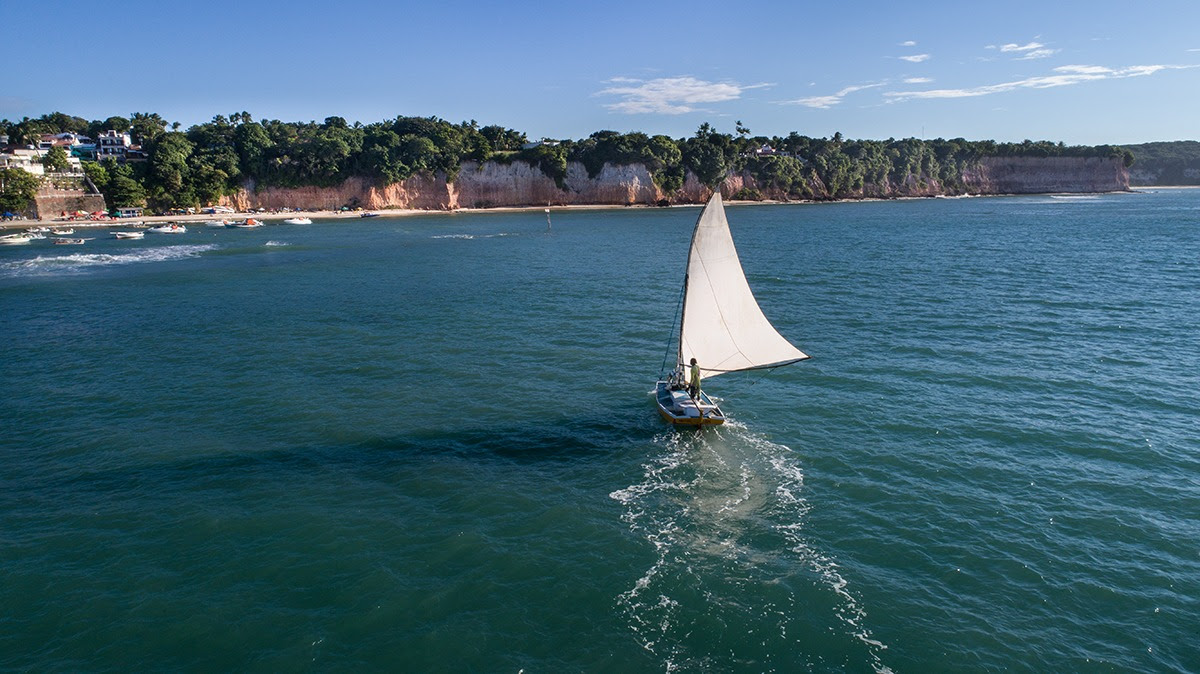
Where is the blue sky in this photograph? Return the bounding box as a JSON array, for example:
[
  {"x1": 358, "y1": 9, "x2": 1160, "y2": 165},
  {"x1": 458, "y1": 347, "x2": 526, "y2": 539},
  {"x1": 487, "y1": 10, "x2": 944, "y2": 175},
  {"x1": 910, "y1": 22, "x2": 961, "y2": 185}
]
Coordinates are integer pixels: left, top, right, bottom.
[{"x1": 7, "y1": 0, "x2": 1198, "y2": 144}]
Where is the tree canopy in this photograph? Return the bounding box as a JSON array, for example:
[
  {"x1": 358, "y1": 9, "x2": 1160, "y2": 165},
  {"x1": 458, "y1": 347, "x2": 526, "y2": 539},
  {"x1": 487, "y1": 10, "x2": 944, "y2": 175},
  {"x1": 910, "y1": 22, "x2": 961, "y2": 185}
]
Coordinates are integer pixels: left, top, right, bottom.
[
  {"x1": 5, "y1": 109, "x2": 1140, "y2": 208},
  {"x1": 0, "y1": 168, "x2": 41, "y2": 213}
]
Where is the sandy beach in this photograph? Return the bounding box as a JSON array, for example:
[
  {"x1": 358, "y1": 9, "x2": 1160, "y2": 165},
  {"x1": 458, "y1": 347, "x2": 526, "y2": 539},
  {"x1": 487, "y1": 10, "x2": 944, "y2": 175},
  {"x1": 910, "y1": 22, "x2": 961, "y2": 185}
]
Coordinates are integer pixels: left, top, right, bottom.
[{"x1": 0, "y1": 202, "x2": 709, "y2": 231}]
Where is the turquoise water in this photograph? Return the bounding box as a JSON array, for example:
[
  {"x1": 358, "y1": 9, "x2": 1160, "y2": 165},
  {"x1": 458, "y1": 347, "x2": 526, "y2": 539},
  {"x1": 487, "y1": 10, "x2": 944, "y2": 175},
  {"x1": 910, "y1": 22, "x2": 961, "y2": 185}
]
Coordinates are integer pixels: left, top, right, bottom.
[{"x1": 2, "y1": 191, "x2": 1198, "y2": 672}]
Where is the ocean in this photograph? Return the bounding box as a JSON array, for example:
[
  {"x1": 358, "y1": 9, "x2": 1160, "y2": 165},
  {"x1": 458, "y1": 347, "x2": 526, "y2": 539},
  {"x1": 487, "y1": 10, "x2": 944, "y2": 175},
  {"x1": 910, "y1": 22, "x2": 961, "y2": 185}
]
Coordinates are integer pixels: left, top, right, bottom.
[{"x1": 2, "y1": 190, "x2": 1197, "y2": 672}]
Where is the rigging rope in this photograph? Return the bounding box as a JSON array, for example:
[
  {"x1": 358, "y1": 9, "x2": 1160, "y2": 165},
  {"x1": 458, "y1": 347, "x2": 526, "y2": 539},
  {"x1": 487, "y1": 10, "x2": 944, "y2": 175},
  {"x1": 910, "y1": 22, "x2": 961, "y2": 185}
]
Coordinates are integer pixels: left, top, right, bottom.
[{"x1": 659, "y1": 280, "x2": 687, "y2": 377}]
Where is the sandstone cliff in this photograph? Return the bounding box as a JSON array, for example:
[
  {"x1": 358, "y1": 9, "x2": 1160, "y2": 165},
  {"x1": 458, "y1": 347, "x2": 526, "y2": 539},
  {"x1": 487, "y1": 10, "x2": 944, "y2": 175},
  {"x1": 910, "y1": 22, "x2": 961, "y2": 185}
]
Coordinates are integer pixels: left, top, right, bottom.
[
  {"x1": 961, "y1": 156, "x2": 1128, "y2": 194},
  {"x1": 222, "y1": 156, "x2": 1128, "y2": 211}
]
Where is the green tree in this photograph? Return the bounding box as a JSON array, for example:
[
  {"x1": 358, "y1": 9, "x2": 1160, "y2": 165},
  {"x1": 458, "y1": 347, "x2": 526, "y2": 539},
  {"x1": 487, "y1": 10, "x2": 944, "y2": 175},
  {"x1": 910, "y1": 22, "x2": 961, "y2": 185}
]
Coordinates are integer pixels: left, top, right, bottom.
[
  {"x1": 9, "y1": 117, "x2": 56, "y2": 147},
  {"x1": 102, "y1": 115, "x2": 131, "y2": 133},
  {"x1": 41, "y1": 146, "x2": 69, "y2": 173},
  {"x1": 145, "y1": 132, "x2": 195, "y2": 207},
  {"x1": 684, "y1": 141, "x2": 727, "y2": 188},
  {"x1": 233, "y1": 121, "x2": 273, "y2": 177},
  {"x1": 0, "y1": 168, "x2": 41, "y2": 213},
  {"x1": 130, "y1": 112, "x2": 168, "y2": 146},
  {"x1": 518, "y1": 143, "x2": 569, "y2": 189},
  {"x1": 480, "y1": 125, "x2": 526, "y2": 152},
  {"x1": 107, "y1": 175, "x2": 146, "y2": 208},
  {"x1": 41, "y1": 112, "x2": 89, "y2": 134},
  {"x1": 82, "y1": 161, "x2": 109, "y2": 191}
]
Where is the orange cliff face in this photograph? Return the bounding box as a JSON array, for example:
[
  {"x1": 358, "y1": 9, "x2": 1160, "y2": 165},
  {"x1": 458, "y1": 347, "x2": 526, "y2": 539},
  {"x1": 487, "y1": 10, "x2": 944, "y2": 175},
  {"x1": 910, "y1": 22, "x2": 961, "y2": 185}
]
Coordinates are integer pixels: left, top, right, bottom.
[{"x1": 219, "y1": 156, "x2": 1129, "y2": 211}]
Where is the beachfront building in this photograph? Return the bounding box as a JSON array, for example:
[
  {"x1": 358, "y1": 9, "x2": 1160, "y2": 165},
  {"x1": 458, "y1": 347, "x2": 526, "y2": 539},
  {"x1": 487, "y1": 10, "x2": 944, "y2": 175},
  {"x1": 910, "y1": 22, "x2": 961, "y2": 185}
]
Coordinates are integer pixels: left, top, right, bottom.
[
  {"x1": 37, "y1": 132, "x2": 89, "y2": 150},
  {"x1": 1, "y1": 149, "x2": 47, "y2": 175},
  {"x1": 37, "y1": 132, "x2": 97, "y2": 161},
  {"x1": 97, "y1": 130, "x2": 134, "y2": 158},
  {"x1": 521, "y1": 139, "x2": 561, "y2": 150}
]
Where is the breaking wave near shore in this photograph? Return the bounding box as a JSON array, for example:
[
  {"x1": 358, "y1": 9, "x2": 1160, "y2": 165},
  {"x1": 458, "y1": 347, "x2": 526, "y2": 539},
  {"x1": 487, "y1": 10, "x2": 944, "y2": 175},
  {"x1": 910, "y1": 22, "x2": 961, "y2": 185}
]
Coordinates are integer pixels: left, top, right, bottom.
[{"x1": 611, "y1": 423, "x2": 891, "y2": 672}]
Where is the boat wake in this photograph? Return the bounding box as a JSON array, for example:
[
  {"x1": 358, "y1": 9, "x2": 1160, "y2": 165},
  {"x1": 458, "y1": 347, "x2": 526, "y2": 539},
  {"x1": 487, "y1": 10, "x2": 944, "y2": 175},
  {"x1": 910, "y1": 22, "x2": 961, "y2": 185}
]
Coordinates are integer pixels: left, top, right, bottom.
[
  {"x1": 0, "y1": 244, "x2": 218, "y2": 277},
  {"x1": 610, "y1": 423, "x2": 890, "y2": 672},
  {"x1": 430, "y1": 232, "x2": 517, "y2": 240}
]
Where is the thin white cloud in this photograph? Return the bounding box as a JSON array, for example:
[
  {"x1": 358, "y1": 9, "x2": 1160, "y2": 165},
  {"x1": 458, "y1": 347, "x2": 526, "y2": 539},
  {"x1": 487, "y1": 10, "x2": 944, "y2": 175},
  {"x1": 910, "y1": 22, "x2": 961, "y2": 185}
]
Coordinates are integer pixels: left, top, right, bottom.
[
  {"x1": 898, "y1": 54, "x2": 931, "y2": 63},
  {"x1": 884, "y1": 63, "x2": 1197, "y2": 102},
  {"x1": 1055, "y1": 65, "x2": 1111, "y2": 74},
  {"x1": 990, "y1": 41, "x2": 1059, "y2": 60},
  {"x1": 899, "y1": 40, "x2": 917, "y2": 47},
  {"x1": 780, "y1": 82, "x2": 885, "y2": 109},
  {"x1": 1017, "y1": 48, "x2": 1059, "y2": 60},
  {"x1": 597, "y1": 76, "x2": 770, "y2": 114},
  {"x1": 904, "y1": 77, "x2": 933, "y2": 84}
]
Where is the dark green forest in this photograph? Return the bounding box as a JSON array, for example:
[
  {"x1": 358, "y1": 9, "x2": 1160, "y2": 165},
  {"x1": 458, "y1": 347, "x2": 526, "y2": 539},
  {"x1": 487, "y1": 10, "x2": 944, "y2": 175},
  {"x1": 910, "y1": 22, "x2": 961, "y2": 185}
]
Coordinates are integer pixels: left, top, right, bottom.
[
  {"x1": 2, "y1": 111, "x2": 1137, "y2": 211},
  {"x1": 1123, "y1": 141, "x2": 1200, "y2": 185}
]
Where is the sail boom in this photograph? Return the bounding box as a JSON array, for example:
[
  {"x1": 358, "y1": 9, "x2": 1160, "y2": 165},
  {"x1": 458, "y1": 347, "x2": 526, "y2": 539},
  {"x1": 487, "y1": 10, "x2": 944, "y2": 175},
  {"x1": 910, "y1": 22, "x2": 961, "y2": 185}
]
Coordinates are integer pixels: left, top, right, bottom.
[{"x1": 694, "y1": 355, "x2": 812, "y2": 376}]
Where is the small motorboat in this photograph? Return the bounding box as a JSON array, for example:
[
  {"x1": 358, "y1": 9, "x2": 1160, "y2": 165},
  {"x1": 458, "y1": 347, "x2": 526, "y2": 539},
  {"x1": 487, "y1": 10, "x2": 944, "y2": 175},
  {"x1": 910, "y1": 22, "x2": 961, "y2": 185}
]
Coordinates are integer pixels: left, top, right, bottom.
[
  {"x1": 360, "y1": 212, "x2": 380, "y2": 218},
  {"x1": 282, "y1": 217, "x2": 312, "y2": 225},
  {"x1": 148, "y1": 223, "x2": 187, "y2": 234},
  {"x1": 50, "y1": 227, "x2": 75, "y2": 235},
  {"x1": 205, "y1": 220, "x2": 231, "y2": 228},
  {"x1": 53, "y1": 238, "x2": 86, "y2": 245},
  {"x1": 0, "y1": 233, "x2": 33, "y2": 245},
  {"x1": 112, "y1": 231, "x2": 145, "y2": 239},
  {"x1": 228, "y1": 218, "x2": 263, "y2": 228}
]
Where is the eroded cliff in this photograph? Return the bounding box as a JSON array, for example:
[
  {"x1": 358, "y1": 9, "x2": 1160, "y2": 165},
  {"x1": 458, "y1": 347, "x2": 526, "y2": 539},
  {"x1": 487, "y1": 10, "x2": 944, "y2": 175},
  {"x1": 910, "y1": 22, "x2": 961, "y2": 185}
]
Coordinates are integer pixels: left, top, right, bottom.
[{"x1": 222, "y1": 156, "x2": 1128, "y2": 211}]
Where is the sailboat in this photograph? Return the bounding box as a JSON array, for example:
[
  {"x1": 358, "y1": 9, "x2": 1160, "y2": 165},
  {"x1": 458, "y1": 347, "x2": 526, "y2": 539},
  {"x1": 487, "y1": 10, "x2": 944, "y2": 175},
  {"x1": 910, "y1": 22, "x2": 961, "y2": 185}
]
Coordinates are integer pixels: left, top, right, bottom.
[{"x1": 655, "y1": 192, "x2": 810, "y2": 426}]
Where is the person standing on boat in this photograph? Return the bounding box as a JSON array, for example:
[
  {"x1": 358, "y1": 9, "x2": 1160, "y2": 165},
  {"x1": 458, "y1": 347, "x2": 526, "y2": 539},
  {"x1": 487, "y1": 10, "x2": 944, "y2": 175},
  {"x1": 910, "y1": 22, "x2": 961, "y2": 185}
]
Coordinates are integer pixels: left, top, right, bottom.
[{"x1": 688, "y1": 358, "x2": 701, "y2": 399}]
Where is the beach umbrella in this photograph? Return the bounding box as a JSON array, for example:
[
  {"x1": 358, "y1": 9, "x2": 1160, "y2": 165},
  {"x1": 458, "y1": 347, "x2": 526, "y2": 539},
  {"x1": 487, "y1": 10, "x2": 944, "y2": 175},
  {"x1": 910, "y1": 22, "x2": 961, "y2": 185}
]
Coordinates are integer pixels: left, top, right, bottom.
[
  {"x1": 91, "y1": 211, "x2": 104, "y2": 216},
  {"x1": 73, "y1": 210, "x2": 88, "y2": 216}
]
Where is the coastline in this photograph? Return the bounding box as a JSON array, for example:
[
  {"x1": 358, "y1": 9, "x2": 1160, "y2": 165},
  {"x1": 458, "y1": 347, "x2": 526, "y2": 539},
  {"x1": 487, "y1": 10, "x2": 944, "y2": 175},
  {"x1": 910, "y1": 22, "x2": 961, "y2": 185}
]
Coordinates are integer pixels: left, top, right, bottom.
[{"x1": 0, "y1": 187, "x2": 1157, "y2": 231}]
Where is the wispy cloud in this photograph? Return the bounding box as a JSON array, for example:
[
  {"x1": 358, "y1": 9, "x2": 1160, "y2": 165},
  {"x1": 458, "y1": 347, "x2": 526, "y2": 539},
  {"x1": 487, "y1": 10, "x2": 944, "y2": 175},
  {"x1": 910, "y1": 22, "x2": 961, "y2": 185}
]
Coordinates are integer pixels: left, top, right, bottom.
[
  {"x1": 898, "y1": 54, "x2": 931, "y2": 63},
  {"x1": 903, "y1": 77, "x2": 933, "y2": 84},
  {"x1": 899, "y1": 40, "x2": 917, "y2": 47},
  {"x1": 780, "y1": 83, "x2": 885, "y2": 109},
  {"x1": 597, "y1": 76, "x2": 770, "y2": 114},
  {"x1": 999, "y1": 41, "x2": 1043, "y2": 53},
  {"x1": 884, "y1": 63, "x2": 1197, "y2": 102},
  {"x1": 988, "y1": 41, "x2": 1059, "y2": 60}
]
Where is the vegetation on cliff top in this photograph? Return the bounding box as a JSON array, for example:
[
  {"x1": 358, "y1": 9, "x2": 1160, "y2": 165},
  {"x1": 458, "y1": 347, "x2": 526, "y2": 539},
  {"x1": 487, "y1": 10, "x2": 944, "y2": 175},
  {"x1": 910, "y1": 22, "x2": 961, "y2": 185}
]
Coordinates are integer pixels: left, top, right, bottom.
[
  {"x1": 2, "y1": 111, "x2": 1134, "y2": 211},
  {"x1": 1122, "y1": 141, "x2": 1200, "y2": 185}
]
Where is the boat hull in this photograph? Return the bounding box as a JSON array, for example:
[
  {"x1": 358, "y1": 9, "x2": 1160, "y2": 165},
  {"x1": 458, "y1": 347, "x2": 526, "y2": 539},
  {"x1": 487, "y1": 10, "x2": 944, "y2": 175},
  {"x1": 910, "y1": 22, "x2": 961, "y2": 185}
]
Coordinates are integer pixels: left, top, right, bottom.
[{"x1": 654, "y1": 381, "x2": 725, "y2": 426}]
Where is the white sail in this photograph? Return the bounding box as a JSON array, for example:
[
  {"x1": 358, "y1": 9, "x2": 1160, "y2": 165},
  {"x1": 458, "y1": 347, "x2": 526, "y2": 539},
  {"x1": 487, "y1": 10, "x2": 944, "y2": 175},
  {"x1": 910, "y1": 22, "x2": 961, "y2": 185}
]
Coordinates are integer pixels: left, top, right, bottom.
[{"x1": 679, "y1": 192, "x2": 809, "y2": 378}]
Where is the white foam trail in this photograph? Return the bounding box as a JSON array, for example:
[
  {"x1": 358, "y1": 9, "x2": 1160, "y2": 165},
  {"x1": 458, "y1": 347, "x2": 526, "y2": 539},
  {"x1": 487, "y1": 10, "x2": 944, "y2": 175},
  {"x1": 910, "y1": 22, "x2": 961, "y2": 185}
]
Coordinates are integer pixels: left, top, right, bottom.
[
  {"x1": 0, "y1": 244, "x2": 218, "y2": 276},
  {"x1": 264, "y1": 240, "x2": 289, "y2": 247},
  {"x1": 612, "y1": 423, "x2": 892, "y2": 672},
  {"x1": 430, "y1": 232, "x2": 517, "y2": 240}
]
